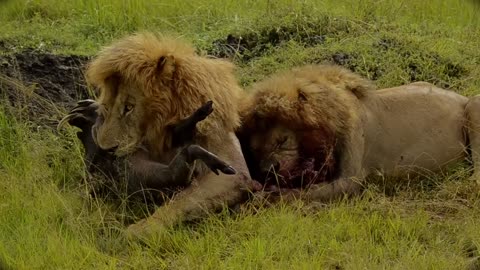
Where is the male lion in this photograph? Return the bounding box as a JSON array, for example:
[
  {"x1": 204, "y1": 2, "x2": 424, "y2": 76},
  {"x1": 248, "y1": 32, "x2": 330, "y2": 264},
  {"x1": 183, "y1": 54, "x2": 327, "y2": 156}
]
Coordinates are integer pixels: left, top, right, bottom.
[
  {"x1": 238, "y1": 64, "x2": 480, "y2": 202},
  {"x1": 83, "y1": 32, "x2": 256, "y2": 238}
]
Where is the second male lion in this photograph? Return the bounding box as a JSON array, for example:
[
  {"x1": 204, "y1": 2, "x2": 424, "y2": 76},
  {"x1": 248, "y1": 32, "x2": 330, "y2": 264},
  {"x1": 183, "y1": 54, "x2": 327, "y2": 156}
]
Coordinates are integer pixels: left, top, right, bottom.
[
  {"x1": 84, "y1": 32, "x2": 257, "y2": 238},
  {"x1": 238, "y1": 64, "x2": 480, "y2": 202}
]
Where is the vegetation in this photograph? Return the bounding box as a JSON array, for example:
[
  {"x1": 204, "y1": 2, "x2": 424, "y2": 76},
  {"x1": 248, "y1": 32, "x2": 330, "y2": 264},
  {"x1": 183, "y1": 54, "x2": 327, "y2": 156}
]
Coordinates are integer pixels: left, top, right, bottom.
[{"x1": 1, "y1": 0, "x2": 480, "y2": 269}]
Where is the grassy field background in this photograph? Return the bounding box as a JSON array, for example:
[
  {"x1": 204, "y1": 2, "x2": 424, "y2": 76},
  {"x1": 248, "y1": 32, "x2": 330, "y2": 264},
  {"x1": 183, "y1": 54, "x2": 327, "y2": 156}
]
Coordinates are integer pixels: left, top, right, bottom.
[{"x1": 1, "y1": 0, "x2": 480, "y2": 269}]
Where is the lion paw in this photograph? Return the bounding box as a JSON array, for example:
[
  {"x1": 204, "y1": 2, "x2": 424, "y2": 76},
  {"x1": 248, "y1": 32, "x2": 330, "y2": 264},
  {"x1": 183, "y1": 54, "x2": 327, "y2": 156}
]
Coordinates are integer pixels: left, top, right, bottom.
[{"x1": 125, "y1": 217, "x2": 168, "y2": 242}]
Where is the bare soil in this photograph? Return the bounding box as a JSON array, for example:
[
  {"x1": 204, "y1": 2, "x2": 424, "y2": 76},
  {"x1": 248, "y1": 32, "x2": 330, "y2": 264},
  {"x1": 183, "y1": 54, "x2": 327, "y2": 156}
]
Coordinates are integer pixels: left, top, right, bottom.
[{"x1": 0, "y1": 50, "x2": 90, "y2": 126}]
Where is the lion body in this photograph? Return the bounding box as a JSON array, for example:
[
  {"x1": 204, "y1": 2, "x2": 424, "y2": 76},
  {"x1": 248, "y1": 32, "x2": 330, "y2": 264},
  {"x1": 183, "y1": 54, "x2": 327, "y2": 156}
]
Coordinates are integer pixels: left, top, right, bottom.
[
  {"x1": 85, "y1": 32, "x2": 255, "y2": 238},
  {"x1": 360, "y1": 82, "x2": 469, "y2": 178},
  {"x1": 239, "y1": 64, "x2": 480, "y2": 202}
]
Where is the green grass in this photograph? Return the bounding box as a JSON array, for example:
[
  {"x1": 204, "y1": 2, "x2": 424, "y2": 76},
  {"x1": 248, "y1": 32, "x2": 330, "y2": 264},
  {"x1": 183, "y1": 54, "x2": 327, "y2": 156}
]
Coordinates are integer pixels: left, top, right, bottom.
[
  {"x1": 1, "y1": 0, "x2": 479, "y2": 55},
  {"x1": 2, "y1": 0, "x2": 480, "y2": 269}
]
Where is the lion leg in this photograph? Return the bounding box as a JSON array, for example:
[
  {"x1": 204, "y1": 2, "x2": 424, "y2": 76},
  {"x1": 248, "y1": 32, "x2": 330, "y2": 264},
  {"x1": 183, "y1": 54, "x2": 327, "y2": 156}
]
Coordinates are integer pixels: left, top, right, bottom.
[
  {"x1": 465, "y1": 94, "x2": 480, "y2": 183},
  {"x1": 265, "y1": 178, "x2": 362, "y2": 204},
  {"x1": 126, "y1": 133, "x2": 253, "y2": 239},
  {"x1": 277, "y1": 177, "x2": 363, "y2": 203},
  {"x1": 128, "y1": 171, "x2": 250, "y2": 235}
]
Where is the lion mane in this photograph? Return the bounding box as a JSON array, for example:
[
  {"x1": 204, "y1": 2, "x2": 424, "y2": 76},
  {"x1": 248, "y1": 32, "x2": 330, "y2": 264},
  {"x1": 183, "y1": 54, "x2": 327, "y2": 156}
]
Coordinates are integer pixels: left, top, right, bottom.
[
  {"x1": 85, "y1": 32, "x2": 243, "y2": 155},
  {"x1": 239, "y1": 64, "x2": 375, "y2": 187}
]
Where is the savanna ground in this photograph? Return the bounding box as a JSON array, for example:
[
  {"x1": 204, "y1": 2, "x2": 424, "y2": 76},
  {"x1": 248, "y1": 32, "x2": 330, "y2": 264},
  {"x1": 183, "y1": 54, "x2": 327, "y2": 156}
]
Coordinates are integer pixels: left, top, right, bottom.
[{"x1": 1, "y1": 0, "x2": 480, "y2": 269}]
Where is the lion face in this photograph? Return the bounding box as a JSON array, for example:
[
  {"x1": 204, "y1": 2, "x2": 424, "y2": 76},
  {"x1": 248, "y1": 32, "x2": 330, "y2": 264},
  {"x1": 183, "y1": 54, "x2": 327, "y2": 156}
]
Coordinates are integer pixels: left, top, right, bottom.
[
  {"x1": 243, "y1": 118, "x2": 338, "y2": 188},
  {"x1": 248, "y1": 122, "x2": 300, "y2": 181},
  {"x1": 93, "y1": 76, "x2": 148, "y2": 155}
]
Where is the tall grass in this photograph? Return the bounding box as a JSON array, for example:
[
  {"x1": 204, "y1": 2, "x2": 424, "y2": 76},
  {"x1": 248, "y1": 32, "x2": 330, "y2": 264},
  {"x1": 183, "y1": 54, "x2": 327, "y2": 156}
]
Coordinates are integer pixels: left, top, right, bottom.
[{"x1": 1, "y1": 0, "x2": 479, "y2": 54}]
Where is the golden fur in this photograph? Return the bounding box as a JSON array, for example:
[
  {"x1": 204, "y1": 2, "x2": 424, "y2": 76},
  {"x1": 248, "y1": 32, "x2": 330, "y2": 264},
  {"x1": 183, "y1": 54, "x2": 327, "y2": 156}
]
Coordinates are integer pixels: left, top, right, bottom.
[
  {"x1": 86, "y1": 32, "x2": 243, "y2": 156},
  {"x1": 239, "y1": 64, "x2": 480, "y2": 203},
  {"x1": 84, "y1": 32, "x2": 255, "y2": 239},
  {"x1": 240, "y1": 64, "x2": 373, "y2": 140},
  {"x1": 238, "y1": 64, "x2": 374, "y2": 188}
]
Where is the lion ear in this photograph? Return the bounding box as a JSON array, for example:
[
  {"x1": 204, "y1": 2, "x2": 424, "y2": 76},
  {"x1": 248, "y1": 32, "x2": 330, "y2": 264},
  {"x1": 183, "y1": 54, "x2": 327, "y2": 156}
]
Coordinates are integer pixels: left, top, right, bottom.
[
  {"x1": 298, "y1": 89, "x2": 308, "y2": 102},
  {"x1": 157, "y1": 55, "x2": 175, "y2": 79}
]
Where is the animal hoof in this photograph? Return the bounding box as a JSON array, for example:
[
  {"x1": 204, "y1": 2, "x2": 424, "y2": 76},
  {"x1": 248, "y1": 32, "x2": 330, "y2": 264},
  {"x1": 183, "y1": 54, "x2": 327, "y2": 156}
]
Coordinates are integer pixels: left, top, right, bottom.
[
  {"x1": 196, "y1": 100, "x2": 214, "y2": 120},
  {"x1": 222, "y1": 165, "x2": 237, "y2": 175}
]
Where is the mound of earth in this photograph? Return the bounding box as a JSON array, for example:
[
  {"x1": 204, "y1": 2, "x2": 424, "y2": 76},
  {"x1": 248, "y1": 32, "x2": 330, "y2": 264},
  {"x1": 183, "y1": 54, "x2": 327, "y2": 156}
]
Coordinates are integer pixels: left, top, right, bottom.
[
  {"x1": 0, "y1": 50, "x2": 90, "y2": 126},
  {"x1": 209, "y1": 29, "x2": 325, "y2": 61}
]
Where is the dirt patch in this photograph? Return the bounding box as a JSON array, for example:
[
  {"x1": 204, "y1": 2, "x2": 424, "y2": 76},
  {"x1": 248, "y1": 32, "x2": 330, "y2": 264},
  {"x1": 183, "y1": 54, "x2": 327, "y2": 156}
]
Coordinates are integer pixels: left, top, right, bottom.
[
  {"x1": 208, "y1": 25, "x2": 326, "y2": 61},
  {"x1": 0, "y1": 49, "x2": 90, "y2": 126},
  {"x1": 207, "y1": 16, "x2": 356, "y2": 61},
  {"x1": 373, "y1": 37, "x2": 468, "y2": 88},
  {"x1": 210, "y1": 25, "x2": 469, "y2": 91},
  {"x1": 317, "y1": 37, "x2": 467, "y2": 87},
  {"x1": 327, "y1": 52, "x2": 383, "y2": 81}
]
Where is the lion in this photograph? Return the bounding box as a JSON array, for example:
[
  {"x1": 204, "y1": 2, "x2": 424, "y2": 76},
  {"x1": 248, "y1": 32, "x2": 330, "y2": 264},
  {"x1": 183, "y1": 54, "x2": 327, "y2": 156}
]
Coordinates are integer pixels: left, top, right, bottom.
[
  {"x1": 237, "y1": 64, "x2": 480, "y2": 202},
  {"x1": 82, "y1": 32, "x2": 258, "y2": 239}
]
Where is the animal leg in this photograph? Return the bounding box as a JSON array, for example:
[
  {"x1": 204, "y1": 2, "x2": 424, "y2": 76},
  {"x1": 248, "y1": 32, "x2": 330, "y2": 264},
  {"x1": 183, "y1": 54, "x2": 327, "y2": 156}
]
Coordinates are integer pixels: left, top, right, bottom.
[
  {"x1": 58, "y1": 99, "x2": 113, "y2": 173},
  {"x1": 126, "y1": 133, "x2": 253, "y2": 239},
  {"x1": 170, "y1": 100, "x2": 213, "y2": 147},
  {"x1": 125, "y1": 144, "x2": 237, "y2": 192}
]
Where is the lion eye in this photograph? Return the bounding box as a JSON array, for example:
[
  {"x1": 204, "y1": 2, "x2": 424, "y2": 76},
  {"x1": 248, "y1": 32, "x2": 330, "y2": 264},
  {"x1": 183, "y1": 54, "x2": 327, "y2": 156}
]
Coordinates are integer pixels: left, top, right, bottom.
[
  {"x1": 277, "y1": 136, "x2": 288, "y2": 148},
  {"x1": 124, "y1": 104, "x2": 134, "y2": 115}
]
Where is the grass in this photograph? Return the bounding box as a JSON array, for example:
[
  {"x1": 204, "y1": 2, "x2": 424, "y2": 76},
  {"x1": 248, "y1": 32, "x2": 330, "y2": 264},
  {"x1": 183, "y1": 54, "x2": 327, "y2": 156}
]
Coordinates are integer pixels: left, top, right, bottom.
[{"x1": 1, "y1": 0, "x2": 480, "y2": 269}]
